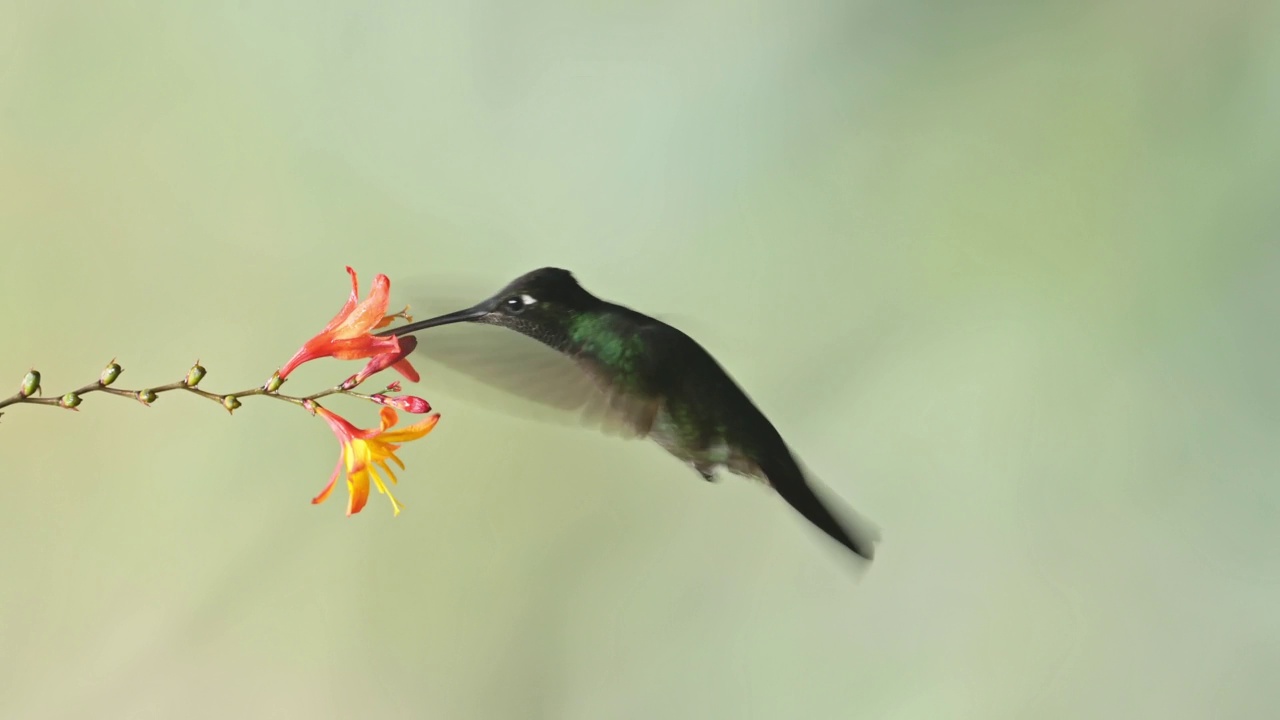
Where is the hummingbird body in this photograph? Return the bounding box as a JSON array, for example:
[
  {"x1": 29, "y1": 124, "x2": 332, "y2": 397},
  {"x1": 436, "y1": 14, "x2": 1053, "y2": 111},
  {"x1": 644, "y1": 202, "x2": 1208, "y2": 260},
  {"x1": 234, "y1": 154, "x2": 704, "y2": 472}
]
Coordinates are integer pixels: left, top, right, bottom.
[
  {"x1": 568, "y1": 305, "x2": 764, "y2": 479},
  {"x1": 386, "y1": 268, "x2": 880, "y2": 561}
]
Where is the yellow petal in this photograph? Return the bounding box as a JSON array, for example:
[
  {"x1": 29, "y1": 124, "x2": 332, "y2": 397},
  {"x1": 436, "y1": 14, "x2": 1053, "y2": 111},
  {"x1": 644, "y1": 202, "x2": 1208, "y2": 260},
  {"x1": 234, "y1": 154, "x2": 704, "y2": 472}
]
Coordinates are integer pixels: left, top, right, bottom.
[
  {"x1": 386, "y1": 451, "x2": 405, "y2": 470},
  {"x1": 379, "y1": 414, "x2": 440, "y2": 443},
  {"x1": 368, "y1": 464, "x2": 404, "y2": 516},
  {"x1": 346, "y1": 467, "x2": 371, "y2": 515},
  {"x1": 378, "y1": 460, "x2": 400, "y2": 486},
  {"x1": 361, "y1": 438, "x2": 395, "y2": 468},
  {"x1": 345, "y1": 439, "x2": 373, "y2": 475}
]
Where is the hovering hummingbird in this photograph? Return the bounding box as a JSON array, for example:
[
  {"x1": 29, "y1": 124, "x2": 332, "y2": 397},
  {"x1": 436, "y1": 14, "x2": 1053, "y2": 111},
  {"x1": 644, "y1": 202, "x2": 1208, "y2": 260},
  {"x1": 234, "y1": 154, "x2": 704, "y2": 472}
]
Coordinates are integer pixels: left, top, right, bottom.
[{"x1": 380, "y1": 268, "x2": 881, "y2": 561}]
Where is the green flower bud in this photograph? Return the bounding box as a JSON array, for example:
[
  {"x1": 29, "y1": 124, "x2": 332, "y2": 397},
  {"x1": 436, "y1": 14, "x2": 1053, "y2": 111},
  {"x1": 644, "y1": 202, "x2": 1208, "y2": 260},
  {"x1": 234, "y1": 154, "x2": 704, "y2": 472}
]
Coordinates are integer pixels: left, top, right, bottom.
[
  {"x1": 99, "y1": 361, "x2": 122, "y2": 386},
  {"x1": 185, "y1": 363, "x2": 207, "y2": 387},
  {"x1": 20, "y1": 370, "x2": 40, "y2": 397},
  {"x1": 222, "y1": 395, "x2": 242, "y2": 413},
  {"x1": 264, "y1": 372, "x2": 284, "y2": 393},
  {"x1": 60, "y1": 392, "x2": 81, "y2": 409},
  {"x1": 137, "y1": 389, "x2": 158, "y2": 405}
]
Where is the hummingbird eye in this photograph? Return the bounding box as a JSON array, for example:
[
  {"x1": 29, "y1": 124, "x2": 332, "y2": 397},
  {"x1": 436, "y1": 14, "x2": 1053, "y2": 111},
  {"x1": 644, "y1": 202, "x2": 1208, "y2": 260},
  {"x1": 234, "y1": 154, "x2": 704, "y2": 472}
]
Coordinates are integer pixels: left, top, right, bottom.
[{"x1": 503, "y1": 296, "x2": 526, "y2": 313}]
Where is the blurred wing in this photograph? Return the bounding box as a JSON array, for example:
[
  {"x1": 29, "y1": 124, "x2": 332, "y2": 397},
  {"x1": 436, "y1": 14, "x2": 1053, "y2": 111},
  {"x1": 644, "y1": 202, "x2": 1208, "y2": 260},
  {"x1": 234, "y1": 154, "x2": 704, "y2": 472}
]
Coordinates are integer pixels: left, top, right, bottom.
[
  {"x1": 572, "y1": 355, "x2": 664, "y2": 439},
  {"x1": 403, "y1": 321, "x2": 663, "y2": 439},
  {"x1": 396, "y1": 276, "x2": 689, "y2": 438}
]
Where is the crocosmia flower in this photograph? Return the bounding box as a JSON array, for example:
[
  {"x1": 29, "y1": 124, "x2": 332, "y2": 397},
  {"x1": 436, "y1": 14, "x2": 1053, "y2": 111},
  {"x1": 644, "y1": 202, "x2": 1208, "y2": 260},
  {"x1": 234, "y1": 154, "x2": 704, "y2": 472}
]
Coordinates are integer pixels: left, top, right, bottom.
[
  {"x1": 278, "y1": 267, "x2": 420, "y2": 383},
  {"x1": 312, "y1": 405, "x2": 441, "y2": 516}
]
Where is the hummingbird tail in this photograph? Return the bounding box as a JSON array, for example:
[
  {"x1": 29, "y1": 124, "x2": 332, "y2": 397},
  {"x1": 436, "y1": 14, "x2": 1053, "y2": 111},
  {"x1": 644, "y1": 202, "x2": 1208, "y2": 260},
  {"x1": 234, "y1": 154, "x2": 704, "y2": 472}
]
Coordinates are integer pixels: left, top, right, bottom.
[{"x1": 762, "y1": 456, "x2": 880, "y2": 561}]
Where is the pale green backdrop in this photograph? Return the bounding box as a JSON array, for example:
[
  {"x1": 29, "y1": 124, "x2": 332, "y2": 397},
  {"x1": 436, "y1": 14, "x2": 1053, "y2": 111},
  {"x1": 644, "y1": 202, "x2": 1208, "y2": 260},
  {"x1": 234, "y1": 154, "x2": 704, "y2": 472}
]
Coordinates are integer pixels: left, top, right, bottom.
[{"x1": 2, "y1": 2, "x2": 1277, "y2": 719}]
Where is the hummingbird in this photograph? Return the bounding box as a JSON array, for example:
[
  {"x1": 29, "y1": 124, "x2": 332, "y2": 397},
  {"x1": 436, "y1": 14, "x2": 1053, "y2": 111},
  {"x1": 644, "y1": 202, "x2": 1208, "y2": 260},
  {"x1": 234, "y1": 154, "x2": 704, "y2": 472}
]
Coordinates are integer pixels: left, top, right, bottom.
[{"x1": 380, "y1": 268, "x2": 881, "y2": 561}]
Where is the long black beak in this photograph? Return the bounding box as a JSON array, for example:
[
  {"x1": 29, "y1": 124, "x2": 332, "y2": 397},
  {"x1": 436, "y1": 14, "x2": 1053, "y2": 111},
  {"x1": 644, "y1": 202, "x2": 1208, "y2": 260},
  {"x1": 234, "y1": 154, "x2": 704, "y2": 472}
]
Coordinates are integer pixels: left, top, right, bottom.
[{"x1": 376, "y1": 302, "x2": 490, "y2": 337}]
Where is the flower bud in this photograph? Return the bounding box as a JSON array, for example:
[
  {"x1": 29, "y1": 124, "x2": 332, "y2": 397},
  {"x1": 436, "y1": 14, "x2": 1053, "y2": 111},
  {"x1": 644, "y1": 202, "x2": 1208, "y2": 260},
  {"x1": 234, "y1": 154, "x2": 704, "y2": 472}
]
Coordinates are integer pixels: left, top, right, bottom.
[
  {"x1": 222, "y1": 395, "x2": 242, "y2": 413},
  {"x1": 264, "y1": 372, "x2": 284, "y2": 393},
  {"x1": 185, "y1": 363, "x2": 207, "y2": 387},
  {"x1": 60, "y1": 392, "x2": 81, "y2": 409},
  {"x1": 137, "y1": 389, "x2": 158, "y2": 405},
  {"x1": 371, "y1": 393, "x2": 432, "y2": 414},
  {"x1": 20, "y1": 370, "x2": 40, "y2": 397},
  {"x1": 100, "y1": 361, "x2": 122, "y2": 386},
  {"x1": 384, "y1": 381, "x2": 402, "y2": 393}
]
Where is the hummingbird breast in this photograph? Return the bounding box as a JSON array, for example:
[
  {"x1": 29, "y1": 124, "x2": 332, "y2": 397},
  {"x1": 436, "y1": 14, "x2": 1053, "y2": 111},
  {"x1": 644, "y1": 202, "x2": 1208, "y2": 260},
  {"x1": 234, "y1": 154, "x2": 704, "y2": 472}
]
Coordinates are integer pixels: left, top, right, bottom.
[
  {"x1": 648, "y1": 404, "x2": 767, "y2": 483},
  {"x1": 568, "y1": 305, "x2": 777, "y2": 484}
]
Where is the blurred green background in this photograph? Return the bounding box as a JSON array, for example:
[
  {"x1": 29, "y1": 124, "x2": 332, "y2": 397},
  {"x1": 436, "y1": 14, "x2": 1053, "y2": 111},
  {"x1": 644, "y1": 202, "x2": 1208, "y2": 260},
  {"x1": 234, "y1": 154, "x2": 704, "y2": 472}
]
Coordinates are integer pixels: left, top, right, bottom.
[{"x1": 2, "y1": 1, "x2": 1277, "y2": 718}]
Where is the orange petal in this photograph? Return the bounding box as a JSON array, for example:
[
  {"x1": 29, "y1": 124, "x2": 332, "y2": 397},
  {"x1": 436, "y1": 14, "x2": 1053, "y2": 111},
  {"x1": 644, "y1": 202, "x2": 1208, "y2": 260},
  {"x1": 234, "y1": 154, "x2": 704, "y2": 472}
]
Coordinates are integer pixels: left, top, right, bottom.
[
  {"x1": 316, "y1": 266, "x2": 362, "y2": 335},
  {"x1": 332, "y1": 274, "x2": 392, "y2": 339},
  {"x1": 277, "y1": 345, "x2": 320, "y2": 380},
  {"x1": 378, "y1": 406, "x2": 399, "y2": 432},
  {"x1": 325, "y1": 336, "x2": 401, "y2": 361},
  {"x1": 350, "y1": 338, "x2": 415, "y2": 384},
  {"x1": 391, "y1": 357, "x2": 421, "y2": 383},
  {"x1": 312, "y1": 458, "x2": 342, "y2": 505},
  {"x1": 316, "y1": 407, "x2": 360, "y2": 443}
]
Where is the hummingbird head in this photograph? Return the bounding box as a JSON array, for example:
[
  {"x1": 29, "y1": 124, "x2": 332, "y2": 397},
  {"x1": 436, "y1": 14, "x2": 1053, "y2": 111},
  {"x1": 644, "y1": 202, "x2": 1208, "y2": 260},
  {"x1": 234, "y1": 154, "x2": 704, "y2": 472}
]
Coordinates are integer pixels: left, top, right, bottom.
[{"x1": 385, "y1": 267, "x2": 601, "y2": 346}]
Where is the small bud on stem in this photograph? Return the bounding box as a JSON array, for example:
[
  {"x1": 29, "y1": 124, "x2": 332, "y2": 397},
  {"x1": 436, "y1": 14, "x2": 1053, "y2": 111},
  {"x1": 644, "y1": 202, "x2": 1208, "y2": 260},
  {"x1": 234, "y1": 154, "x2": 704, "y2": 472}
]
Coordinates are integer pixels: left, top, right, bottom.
[
  {"x1": 100, "y1": 361, "x2": 122, "y2": 386},
  {"x1": 20, "y1": 370, "x2": 40, "y2": 398},
  {"x1": 185, "y1": 363, "x2": 207, "y2": 387}
]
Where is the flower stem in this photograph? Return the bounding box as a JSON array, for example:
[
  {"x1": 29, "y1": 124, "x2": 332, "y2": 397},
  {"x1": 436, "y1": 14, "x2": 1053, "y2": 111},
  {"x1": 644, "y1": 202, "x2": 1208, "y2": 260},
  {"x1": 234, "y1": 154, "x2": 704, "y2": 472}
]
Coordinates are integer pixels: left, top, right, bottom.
[{"x1": 0, "y1": 368, "x2": 384, "y2": 421}]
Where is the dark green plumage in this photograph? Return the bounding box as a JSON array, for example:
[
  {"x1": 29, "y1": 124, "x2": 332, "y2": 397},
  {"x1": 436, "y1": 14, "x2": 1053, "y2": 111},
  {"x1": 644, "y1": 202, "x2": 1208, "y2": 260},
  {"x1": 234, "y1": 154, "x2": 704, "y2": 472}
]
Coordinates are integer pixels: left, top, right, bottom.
[{"x1": 383, "y1": 267, "x2": 881, "y2": 562}]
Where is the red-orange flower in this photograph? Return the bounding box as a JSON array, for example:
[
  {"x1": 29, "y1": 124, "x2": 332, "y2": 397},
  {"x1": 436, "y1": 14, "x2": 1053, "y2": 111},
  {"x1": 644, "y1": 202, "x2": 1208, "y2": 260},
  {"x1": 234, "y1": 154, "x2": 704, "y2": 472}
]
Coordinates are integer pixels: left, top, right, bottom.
[
  {"x1": 312, "y1": 405, "x2": 441, "y2": 516},
  {"x1": 278, "y1": 267, "x2": 420, "y2": 384}
]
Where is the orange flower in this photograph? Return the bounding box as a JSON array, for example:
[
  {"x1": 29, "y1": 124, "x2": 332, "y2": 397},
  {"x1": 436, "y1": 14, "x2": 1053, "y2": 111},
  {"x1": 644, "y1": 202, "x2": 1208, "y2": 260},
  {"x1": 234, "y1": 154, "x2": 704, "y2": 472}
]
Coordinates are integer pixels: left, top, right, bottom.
[
  {"x1": 278, "y1": 267, "x2": 420, "y2": 384},
  {"x1": 312, "y1": 405, "x2": 441, "y2": 516}
]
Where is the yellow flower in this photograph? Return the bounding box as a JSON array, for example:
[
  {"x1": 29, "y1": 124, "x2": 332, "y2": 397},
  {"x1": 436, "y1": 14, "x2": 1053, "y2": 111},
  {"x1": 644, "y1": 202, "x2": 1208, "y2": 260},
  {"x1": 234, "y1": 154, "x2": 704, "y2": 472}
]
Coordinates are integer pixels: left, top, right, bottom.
[{"x1": 312, "y1": 405, "x2": 440, "y2": 515}]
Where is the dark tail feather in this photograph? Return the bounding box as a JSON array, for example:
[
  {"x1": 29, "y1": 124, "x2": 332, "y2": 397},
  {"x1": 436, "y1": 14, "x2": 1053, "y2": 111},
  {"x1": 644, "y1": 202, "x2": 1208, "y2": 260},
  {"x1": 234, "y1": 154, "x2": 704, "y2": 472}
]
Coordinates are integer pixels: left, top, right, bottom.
[{"x1": 762, "y1": 455, "x2": 880, "y2": 561}]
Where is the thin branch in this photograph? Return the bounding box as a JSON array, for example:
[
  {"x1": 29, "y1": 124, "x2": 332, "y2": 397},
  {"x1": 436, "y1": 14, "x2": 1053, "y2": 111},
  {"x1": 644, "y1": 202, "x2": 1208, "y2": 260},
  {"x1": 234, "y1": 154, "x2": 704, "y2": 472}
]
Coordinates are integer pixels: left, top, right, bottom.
[{"x1": 0, "y1": 362, "x2": 389, "y2": 421}]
